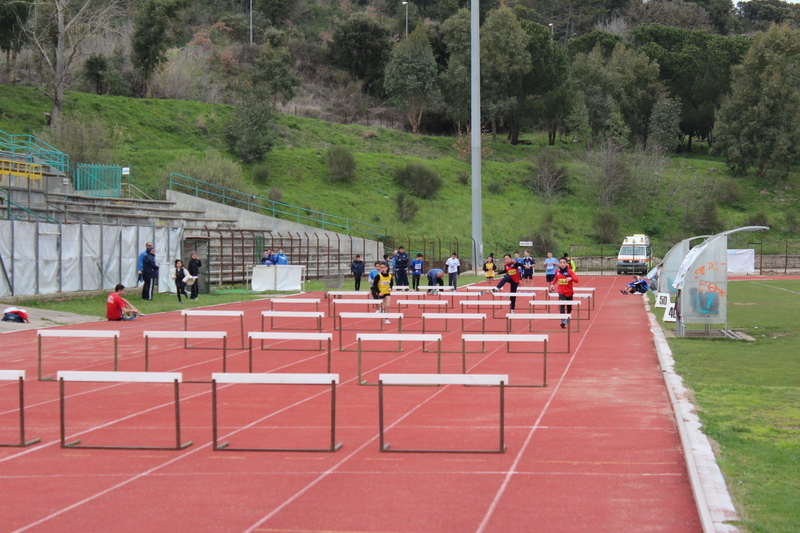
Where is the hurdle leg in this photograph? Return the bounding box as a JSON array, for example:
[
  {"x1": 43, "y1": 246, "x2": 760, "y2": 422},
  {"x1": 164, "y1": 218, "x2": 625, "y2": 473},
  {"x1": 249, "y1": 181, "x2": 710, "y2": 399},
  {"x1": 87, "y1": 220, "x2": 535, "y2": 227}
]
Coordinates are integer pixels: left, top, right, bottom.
[
  {"x1": 145, "y1": 336, "x2": 150, "y2": 372},
  {"x1": 462, "y1": 340, "x2": 467, "y2": 374},
  {"x1": 326, "y1": 338, "x2": 332, "y2": 373},
  {"x1": 379, "y1": 380, "x2": 386, "y2": 451},
  {"x1": 184, "y1": 315, "x2": 189, "y2": 349},
  {"x1": 358, "y1": 339, "x2": 364, "y2": 385},
  {"x1": 212, "y1": 380, "x2": 227, "y2": 450},
  {"x1": 543, "y1": 340, "x2": 548, "y2": 387},
  {"x1": 174, "y1": 379, "x2": 193, "y2": 450},
  {"x1": 0, "y1": 377, "x2": 40, "y2": 447},
  {"x1": 38, "y1": 335, "x2": 43, "y2": 381},
  {"x1": 499, "y1": 381, "x2": 506, "y2": 452},
  {"x1": 329, "y1": 380, "x2": 342, "y2": 451},
  {"x1": 240, "y1": 315, "x2": 246, "y2": 349},
  {"x1": 222, "y1": 337, "x2": 228, "y2": 373},
  {"x1": 113, "y1": 336, "x2": 119, "y2": 372}
]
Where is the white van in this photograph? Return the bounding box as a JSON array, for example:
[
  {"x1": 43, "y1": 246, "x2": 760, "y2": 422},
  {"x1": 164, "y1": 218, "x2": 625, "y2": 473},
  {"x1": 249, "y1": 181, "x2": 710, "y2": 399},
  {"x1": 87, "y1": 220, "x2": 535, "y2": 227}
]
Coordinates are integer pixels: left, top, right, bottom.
[{"x1": 616, "y1": 234, "x2": 652, "y2": 275}]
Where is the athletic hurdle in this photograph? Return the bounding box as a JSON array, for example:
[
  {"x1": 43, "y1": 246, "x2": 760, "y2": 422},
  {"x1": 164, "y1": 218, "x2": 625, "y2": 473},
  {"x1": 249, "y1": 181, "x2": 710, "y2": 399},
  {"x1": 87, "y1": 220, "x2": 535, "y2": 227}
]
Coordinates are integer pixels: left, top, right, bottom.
[
  {"x1": 261, "y1": 311, "x2": 324, "y2": 332},
  {"x1": 420, "y1": 313, "x2": 486, "y2": 334},
  {"x1": 529, "y1": 298, "x2": 587, "y2": 323},
  {"x1": 356, "y1": 333, "x2": 442, "y2": 386},
  {"x1": 506, "y1": 313, "x2": 573, "y2": 353},
  {"x1": 421, "y1": 285, "x2": 455, "y2": 294},
  {"x1": 183, "y1": 310, "x2": 245, "y2": 349},
  {"x1": 430, "y1": 291, "x2": 481, "y2": 309},
  {"x1": 0, "y1": 371, "x2": 40, "y2": 447},
  {"x1": 574, "y1": 287, "x2": 596, "y2": 310},
  {"x1": 269, "y1": 298, "x2": 320, "y2": 312},
  {"x1": 37, "y1": 329, "x2": 120, "y2": 381},
  {"x1": 247, "y1": 332, "x2": 332, "y2": 373},
  {"x1": 546, "y1": 291, "x2": 593, "y2": 316},
  {"x1": 331, "y1": 298, "x2": 381, "y2": 316},
  {"x1": 57, "y1": 371, "x2": 192, "y2": 450},
  {"x1": 378, "y1": 373, "x2": 507, "y2": 453},
  {"x1": 144, "y1": 331, "x2": 228, "y2": 375},
  {"x1": 211, "y1": 373, "x2": 342, "y2": 452},
  {"x1": 461, "y1": 334, "x2": 548, "y2": 387},
  {"x1": 460, "y1": 299, "x2": 512, "y2": 318},
  {"x1": 396, "y1": 299, "x2": 448, "y2": 315},
  {"x1": 335, "y1": 312, "x2": 404, "y2": 351},
  {"x1": 325, "y1": 291, "x2": 370, "y2": 314}
]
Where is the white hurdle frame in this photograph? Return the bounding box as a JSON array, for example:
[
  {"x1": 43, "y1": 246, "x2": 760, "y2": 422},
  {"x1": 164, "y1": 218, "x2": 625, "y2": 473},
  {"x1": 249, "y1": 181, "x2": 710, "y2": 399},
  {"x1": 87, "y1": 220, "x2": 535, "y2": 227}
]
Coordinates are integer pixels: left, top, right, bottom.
[
  {"x1": 247, "y1": 332, "x2": 333, "y2": 373},
  {"x1": 331, "y1": 299, "x2": 381, "y2": 316},
  {"x1": 211, "y1": 373, "x2": 342, "y2": 453},
  {"x1": 505, "y1": 313, "x2": 572, "y2": 353},
  {"x1": 269, "y1": 298, "x2": 320, "y2": 312},
  {"x1": 37, "y1": 329, "x2": 120, "y2": 381},
  {"x1": 57, "y1": 370, "x2": 192, "y2": 451},
  {"x1": 261, "y1": 311, "x2": 324, "y2": 332},
  {"x1": 356, "y1": 333, "x2": 442, "y2": 386},
  {"x1": 460, "y1": 300, "x2": 512, "y2": 318},
  {"x1": 0, "y1": 370, "x2": 40, "y2": 447},
  {"x1": 461, "y1": 334, "x2": 548, "y2": 387},
  {"x1": 396, "y1": 299, "x2": 448, "y2": 314},
  {"x1": 378, "y1": 373, "x2": 507, "y2": 454},
  {"x1": 546, "y1": 292, "x2": 593, "y2": 316},
  {"x1": 183, "y1": 310, "x2": 245, "y2": 349},
  {"x1": 144, "y1": 331, "x2": 228, "y2": 375},
  {"x1": 325, "y1": 291, "x2": 371, "y2": 314},
  {"x1": 529, "y1": 298, "x2": 586, "y2": 323}
]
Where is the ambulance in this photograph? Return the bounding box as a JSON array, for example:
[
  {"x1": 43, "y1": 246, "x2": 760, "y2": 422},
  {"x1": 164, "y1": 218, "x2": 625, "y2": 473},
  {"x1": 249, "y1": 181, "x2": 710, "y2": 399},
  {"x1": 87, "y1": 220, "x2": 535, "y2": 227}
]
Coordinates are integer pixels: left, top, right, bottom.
[{"x1": 616, "y1": 234, "x2": 652, "y2": 275}]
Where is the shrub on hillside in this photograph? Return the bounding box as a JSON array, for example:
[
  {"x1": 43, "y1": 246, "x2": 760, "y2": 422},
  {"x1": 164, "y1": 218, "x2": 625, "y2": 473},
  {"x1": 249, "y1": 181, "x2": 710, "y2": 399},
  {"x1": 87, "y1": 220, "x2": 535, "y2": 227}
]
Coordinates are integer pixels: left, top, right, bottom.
[
  {"x1": 785, "y1": 210, "x2": 800, "y2": 235},
  {"x1": 746, "y1": 211, "x2": 771, "y2": 227},
  {"x1": 164, "y1": 149, "x2": 250, "y2": 202},
  {"x1": 327, "y1": 146, "x2": 357, "y2": 183},
  {"x1": 393, "y1": 162, "x2": 442, "y2": 199},
  {"x1": 267, "y1": 188, "x2": 284, "y2": 202},
  {"x1": 396, "y1": 191, "x2": 419, "y2": 221},
  {"x1": 685, "y1": 199, "x2": 722, "y2": 234},
  {"x1": 526, "y1": 151, "x2": 569, "y2": 204},
  {"x1": 253, "y1": 165, "x2": 270, "y2": 186},
  {"x1": 714, "y1": 177, "x2": 741, "y2": 204},
  {"x1": 36, "y1": 116, "x2": 120, "y2": 165},
  {"x1": 594, "y1": 209, "x2": 620, "y2": 243}
]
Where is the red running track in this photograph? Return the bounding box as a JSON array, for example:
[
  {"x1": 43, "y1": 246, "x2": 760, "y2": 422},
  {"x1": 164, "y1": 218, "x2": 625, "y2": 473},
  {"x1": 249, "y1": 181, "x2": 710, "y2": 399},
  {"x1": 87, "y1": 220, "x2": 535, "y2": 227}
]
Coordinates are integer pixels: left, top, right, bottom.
[{"x1": 0, "y1": 277, "x2": 702, "y2": 533}]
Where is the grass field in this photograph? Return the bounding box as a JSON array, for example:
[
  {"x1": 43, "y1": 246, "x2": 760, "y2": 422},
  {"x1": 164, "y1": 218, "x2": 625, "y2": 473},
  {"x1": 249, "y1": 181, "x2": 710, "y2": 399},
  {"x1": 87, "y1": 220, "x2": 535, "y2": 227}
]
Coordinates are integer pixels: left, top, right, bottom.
[{"x1": 654, "y1": 279, "x2": 800, "y2": 533}]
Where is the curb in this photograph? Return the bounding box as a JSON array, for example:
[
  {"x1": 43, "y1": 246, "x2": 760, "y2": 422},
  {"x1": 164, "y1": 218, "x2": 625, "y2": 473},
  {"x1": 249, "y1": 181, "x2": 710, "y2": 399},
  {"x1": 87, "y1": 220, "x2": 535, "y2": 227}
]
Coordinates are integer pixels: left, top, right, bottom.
[{"x1": 645, "y1": 296, "x2": 740, "y2": 533}]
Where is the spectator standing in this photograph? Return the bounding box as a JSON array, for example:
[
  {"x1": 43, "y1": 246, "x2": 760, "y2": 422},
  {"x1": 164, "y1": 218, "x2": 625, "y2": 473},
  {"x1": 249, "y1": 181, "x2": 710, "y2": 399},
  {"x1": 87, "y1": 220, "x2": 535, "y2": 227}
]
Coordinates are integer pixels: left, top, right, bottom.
[
  {"x1": 394, "y1": 246, "x2": 410, "y2": 288},
  {"x1": 261, "y1": 249, "x2": 275, "y2": 265},
  {"x1": 350, "y1": 255, "x2": 365, "y2": 290},
  {"x1": 550, "y1": 257, "x2": 580, "y2": 328},
  {"x1": 275, "y1": 249, "x2": 288, "y2": 265},
  {"x1": 543, "y1": 252, "x2": 559, "y2": 283},
  {"x1": 445, "y1": 253, "x2": 460, "y2": 289},
  {"x1": 409, "y1": 254, "x2": 424, "y2": 291},
  {"x1": 141, "y1": 247, "x2": 159, "y2": 301},
  {"x1": 521, "y1": 250, "x2": 536, "y2": 287},
  {"x1": 188, "y1": 252, "x2": 202, "y2": 300},
  {"x1": 107, "y1": 284, "x2": 140, "y2": 321},
  {"x1": 173, "y1": 259, "x2": 189, "y2": 302},
  {"x1": 137, "y1": 242, "x2": 152, "y2": 286}
]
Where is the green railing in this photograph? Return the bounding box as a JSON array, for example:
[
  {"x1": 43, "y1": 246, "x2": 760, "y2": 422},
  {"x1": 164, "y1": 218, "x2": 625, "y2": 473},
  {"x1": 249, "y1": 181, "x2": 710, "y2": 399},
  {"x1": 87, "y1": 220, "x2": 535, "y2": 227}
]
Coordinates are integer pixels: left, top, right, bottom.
[
  {"x1": 169, "y1": 173, "x2": 387, "y2": 239},
  {"x1": 0, "y1": 129, "x2": 71, "y2": 175},
  {"x1": 0, "y1": 186, "x2": 60, "y2": 224},
  {"x1": 74, "y1": 163, "x2": 122, "y2": 197}
]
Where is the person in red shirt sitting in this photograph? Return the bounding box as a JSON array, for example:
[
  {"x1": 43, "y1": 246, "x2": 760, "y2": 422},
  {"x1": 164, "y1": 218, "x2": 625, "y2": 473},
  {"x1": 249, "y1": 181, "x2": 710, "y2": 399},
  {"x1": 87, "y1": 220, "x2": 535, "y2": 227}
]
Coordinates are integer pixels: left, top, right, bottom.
[
  {"x1": 492, "y1": 253, "x2": 522, "y2": 313},
  {"x1": 549, "y1": 257, "x2": 579, "y2": 328},
  {"x1": 107, "y1": 284, "x2": 140, "y2": 321}
]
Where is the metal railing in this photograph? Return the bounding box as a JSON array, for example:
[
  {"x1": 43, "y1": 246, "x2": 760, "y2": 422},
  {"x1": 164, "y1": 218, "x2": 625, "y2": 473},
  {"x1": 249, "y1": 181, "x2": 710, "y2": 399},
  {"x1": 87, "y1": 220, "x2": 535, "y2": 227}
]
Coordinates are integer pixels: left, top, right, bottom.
[
  {"x1": 74, "y1": 164, "x2": 122, "y2": 197},
  {"x1": 0, "y1": 130, "x2": 71, "y2": 174},
  {"x1": 169, "y1": 173, "x2": 387, "y2": 240},
  {"x1": 0, "y1": 186, "x2": 60, "y2": 224}
]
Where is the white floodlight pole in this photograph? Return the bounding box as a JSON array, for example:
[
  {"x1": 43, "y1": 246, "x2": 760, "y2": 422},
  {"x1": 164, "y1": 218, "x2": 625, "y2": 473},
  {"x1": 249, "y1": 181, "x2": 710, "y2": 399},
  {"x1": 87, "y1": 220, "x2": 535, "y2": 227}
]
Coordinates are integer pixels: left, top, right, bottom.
[
  {"x1": 402, "y1": 1, "x2": 409, "y2": 38},
  {"x1": 470, "y1": 0, "x2": 483, "y2": 272}
]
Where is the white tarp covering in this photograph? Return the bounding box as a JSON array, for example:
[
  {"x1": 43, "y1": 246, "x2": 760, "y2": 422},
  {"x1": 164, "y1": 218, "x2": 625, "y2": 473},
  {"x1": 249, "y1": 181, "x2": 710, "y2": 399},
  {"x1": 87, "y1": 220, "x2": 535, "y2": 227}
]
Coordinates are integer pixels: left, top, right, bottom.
[
  {"x1": 252, "y1": 265, "x2": 275, "y2": 291},
  {"x1": 252, "y1": 265, "x2": 304, "y2": 291},
  {"x1": 0, "y1": 220, "x2": 183, "y2": 298},
  {"x1": 727, "y1": 249, "x2": 755, "y2": 273}
]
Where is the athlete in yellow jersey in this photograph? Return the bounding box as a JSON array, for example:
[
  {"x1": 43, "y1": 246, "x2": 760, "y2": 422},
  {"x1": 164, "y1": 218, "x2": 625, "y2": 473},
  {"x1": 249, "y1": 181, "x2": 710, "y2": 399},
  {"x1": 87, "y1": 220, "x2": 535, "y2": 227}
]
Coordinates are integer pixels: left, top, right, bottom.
[
  {"x1": 483, "y1": 256, "x2": 496, "y2": 285},
  {"x1": 372, "y1": 262, "x2": 394, "y2": 324}
]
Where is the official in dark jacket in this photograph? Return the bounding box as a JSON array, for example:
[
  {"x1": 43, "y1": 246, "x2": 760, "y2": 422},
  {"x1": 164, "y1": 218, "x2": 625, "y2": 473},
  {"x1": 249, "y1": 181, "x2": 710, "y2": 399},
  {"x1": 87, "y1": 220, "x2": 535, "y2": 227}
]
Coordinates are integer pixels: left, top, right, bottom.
[
  {"x1": 393, "y1": 246, "x2": 410, "y2": 287},
  {"x1": 142, "y1": 248, "x2": 159, "y2": 301},
  {"x1": 350, "y1": 255, "x2": 365, "y2": 291},
  {"x1": 188, "y1": 252, "x2": 202, "y2": 300}
]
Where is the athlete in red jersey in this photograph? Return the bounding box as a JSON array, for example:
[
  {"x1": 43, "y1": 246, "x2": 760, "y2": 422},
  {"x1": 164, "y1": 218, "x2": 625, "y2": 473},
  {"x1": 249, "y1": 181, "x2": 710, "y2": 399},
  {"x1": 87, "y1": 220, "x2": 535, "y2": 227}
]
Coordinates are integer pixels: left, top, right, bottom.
[
  {"x1": 493, "y1": 254, "x2": 522, "y2": 312},
  {"x1": 107, "y1": 284, "x2": 140, "y2": 321},
  {"x1": 549, "y1": 257, "x2": 579, "y2": 328}
]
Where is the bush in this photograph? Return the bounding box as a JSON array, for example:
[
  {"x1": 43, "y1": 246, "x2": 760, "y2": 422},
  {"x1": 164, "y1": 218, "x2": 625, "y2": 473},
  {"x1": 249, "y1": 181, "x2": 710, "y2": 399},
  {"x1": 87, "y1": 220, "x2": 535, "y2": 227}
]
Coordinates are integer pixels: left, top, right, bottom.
[
  {"x1": 396, "y1": 191, "x2": 419, "y2": 221},
  {"x1": 528, "y1": 208, "x2": 558, "y2": 256},
  {"x1": 594, "y1": 209, "x2": 620, "y2": 243},
  {"x1": 327, "y1": 146, "x2": 357, "y2": 183},
  {"x1": 36, "y1": 116, "x2": 120, "y2": 165},
  {"x1": 393, "y1": 162, "x2": 442, "y2": 199},
  {"x1": 746, "y1": 211, "x2": 771, "y2": 227},
  {"x1": 685, "y1": 199, "x2": 722, "y2": 234},
  {"x1": 714, "y1": 177, "x2": 741, "y2": 204},
  {"x1": 253, "y1": 165, "x2": 270, "y2": 186},
  {"x1": 224, "y1": 90, "x2": 276, "y2": 164},
  {"x1": 526, "y1": 151, "x2": 569, "y2": 203},
  {"x1": 785, "y1": 210, "x2": 800, "y2": 235},
  {"x1": 267, "y1": 187, "x2": 284, "y2": 202},
  {"x1": 487, "y1": 182, "x2": 504, "y2": 195},
  {"x1": 457, "y1": 171, "x2": 469, "y2": 185},
  {"x1": 164, "y1": 149, "x2": 250, "y2": 201}
]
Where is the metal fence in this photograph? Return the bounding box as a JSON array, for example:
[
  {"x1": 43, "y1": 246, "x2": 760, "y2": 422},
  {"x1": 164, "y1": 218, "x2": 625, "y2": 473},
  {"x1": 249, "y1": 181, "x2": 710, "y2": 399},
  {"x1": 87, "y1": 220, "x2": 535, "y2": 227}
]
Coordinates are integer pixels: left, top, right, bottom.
[{"x1": 73, "y1": 164, "x2": 122, "y2": 197}]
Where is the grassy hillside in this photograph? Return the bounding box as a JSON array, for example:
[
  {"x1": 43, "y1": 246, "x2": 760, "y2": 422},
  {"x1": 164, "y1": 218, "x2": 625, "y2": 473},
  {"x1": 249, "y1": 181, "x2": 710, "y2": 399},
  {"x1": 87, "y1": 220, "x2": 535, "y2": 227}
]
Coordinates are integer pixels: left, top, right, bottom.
[{"x1": 1, "y1": 86, "x2": 798, "y2": 254}]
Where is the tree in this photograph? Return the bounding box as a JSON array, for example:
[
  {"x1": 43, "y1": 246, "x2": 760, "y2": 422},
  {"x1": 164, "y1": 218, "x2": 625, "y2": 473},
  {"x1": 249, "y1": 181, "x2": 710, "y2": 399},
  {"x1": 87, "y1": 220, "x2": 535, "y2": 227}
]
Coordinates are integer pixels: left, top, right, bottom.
[
  {"x1": 647, "y1": 92, "x2": 681, "y2": 151},
  {"x1": 132, "y1": 0, "x2": 185, "y2": 98},
  {"x1": 225, "y1": 89, "x2": 277, "y2": 163},
  {"x1": 384, "y1": 25, "x2": 439, "y2": 134},
  {"x1": 440, "y1": 9, "x2": 471, "y2": 131},
  {"x1": 480, "y1": 7, "x2": 530, "y2": 141},
  {"x1": 22, "y1": 0, "x2": 125, "y2": 126},
  {"x1": 257, "y1": 0, "x2": 298, "y2": 26},
  {"x1": 82, "y1": 53, "x2": 107, "y2": 94},
  {"x1": 625, "y1": 0, "x2": 714, "y2": 32},
  {"x1": 0, "y1": 0, "x2": 29, "y2": 76},
  {"x1": 714, "y1": 25, "x2": 800, "y2": 179},
  {"x1": 250, "y1": 43, "x2": 300, "y2": 106},
  {"x1": 329, "y1": 17, "x2": 392, "y2": 95}
]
